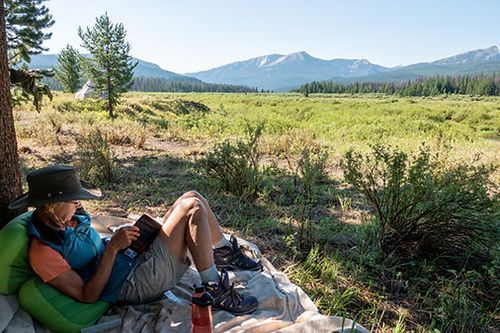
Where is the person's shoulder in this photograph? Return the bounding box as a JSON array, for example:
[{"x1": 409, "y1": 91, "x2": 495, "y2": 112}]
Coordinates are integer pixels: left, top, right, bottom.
[
  {"x1": 29, "y1": 238, "x2": 70, "y2": 282},
  {"x1": 30, "y1": 237, "x2": 60, "y2": 255}
]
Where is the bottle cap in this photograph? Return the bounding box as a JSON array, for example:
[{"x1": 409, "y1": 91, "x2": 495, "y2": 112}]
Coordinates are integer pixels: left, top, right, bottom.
[{"x1": 192, "y1": 291, "x2": 214, "y2": 306}]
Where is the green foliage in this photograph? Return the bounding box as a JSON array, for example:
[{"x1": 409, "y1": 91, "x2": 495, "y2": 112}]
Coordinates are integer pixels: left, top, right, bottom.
[
  {"x1": 75, "y1": 128, "x2": 115, "y2": 184},
  {"x1": 402, "y1": 264, "x2": 498, "y2": 333},
  {"x1": 286, "y1": 246, "x2": 371, "y2": 325},
  {"x1": 78, "y1": 13, "x2": 137, "y2": 118},
  {"x1": 133, "y1": 76, "x2": 257, "y2": 93},
  {"x1": 4, "y1": 0, "x2": 54, "y2": 64},
  {"x1": 5, "y1": 0, "x2": 55, "y2": 112},
  {"x1": 10, "y1": 67, "x2": 53, "y2": 112},
  {"x1": 341, "y1": 144, "x2": 499, "y2": 270},
  {"x1": 54, "y1": 44, "x2": 83, "y2": 93},
  {"x1": 428, "y1": 271, "x2": 491, "y2": 332},
  {"x1": 198, "y1": 122, "x2": 264, "y2": 198},
  {"x1": 291, "y1": 145, "x2": 329, "y2": 248},
  {"x1": 296, "y1": 145, "x2": 329, "y2": 195},
  {"x1": 295, "y1": 74, "x2": 500, "y2": 97}
]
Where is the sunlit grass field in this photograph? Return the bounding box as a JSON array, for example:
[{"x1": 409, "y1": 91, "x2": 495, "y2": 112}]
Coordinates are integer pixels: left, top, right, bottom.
[{"x1": 14, "y1": 92, "x2": 500, "y2": 332}]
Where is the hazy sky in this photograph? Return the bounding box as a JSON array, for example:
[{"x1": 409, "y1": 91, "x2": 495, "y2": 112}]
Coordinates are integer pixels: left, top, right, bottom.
[{"x1": 43, "y1": 0, "x2": 500, "y2": 73}]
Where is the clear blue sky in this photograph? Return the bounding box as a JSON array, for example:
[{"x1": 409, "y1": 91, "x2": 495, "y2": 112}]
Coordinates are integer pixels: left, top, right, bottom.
[{"x1": 43, "y1": 0, "x2": 500, "y2": 73}]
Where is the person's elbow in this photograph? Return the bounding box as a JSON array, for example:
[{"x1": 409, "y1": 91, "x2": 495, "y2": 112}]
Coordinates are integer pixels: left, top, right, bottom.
[
  {"x1": 79, "y1": 285, "x2": 103, "y2": 303},
  {"x1": 79, "y1": 293, "x2": 100, "y2": 303},
  {"x1": 47, "y1": 271, "x2": 100, "y2": 303}
]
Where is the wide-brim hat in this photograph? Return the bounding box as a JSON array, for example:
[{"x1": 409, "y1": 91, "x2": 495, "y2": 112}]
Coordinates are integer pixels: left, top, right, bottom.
[{"x1": 8, "y1": 165, "x2": 102, "y2": 210}]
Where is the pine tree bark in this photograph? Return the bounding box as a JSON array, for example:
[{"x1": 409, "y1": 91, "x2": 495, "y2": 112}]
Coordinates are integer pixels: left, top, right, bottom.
[
  {"x1": 107, "y1": 70, "x2": 114, "y2": 118},
  {"x1": 0, "y1": 0, "x2": 24, "y2": 228}
]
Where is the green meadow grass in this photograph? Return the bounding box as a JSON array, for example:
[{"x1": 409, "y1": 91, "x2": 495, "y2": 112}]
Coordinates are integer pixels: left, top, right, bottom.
[{"x1": 13, "y1": 92, "x2": 500, "y2": 332}]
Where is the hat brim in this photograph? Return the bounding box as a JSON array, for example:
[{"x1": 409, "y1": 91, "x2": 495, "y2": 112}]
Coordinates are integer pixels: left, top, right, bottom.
[{"x1": 8, "y1": 180, "x2": 102, "y2": 210}]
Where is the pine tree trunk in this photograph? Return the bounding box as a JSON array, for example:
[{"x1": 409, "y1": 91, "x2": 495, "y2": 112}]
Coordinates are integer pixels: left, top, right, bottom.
[
  {"x1": 108, "y1": 96, "x2": 113, "y2": 118},
  {"x1": 107, "y1": 71, "x2": 113, "y2": 118},
  {"x1": 0, "y1": 0, "x2": 24, "y2": 228}
]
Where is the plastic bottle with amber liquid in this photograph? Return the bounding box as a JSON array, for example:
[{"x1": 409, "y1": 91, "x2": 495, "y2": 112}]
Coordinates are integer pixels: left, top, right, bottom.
[{"x1": 191, "y1": 286, "x2": 213, "y2": 333}]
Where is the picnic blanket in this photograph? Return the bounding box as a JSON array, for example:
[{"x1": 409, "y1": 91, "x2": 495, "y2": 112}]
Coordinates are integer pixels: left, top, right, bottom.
[{"x1": 0, "y1": 216, "x2": 369, "y2": 333}]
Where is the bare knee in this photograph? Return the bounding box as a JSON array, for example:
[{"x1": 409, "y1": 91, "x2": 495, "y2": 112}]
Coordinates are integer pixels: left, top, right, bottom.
[
  {"x1": 181, "y1": 197, "x2": 205, "y2": 219},
  {"x1": 181, "y1": 190, "x2": 203, "y2": 200},
  {"x1": 181, "y1": 191, "x2": 209, "y2": 207}
]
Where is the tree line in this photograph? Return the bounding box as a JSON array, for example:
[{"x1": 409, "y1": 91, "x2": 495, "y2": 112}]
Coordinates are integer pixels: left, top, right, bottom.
[
  {"x1": 294, "y1": 74, "x2": 500, "y2": 96},
  {"x1": 45, "y1": 73, "x2": 258, "y2": 93},
  {"x1": 132, "y1": 76, "x2": 257, "y2": 93},
  {"x1": 48, "y1": 71, "x2": 258, "y2": 94}
]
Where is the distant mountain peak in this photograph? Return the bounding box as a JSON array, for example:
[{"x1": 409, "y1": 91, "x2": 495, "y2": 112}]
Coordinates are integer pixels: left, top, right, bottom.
[
  {"x1": 352, "y1": 59, "x2": 371, "y2": 65},
  {"x1": 189, "y1": 50, "x2": 388, "y2": 91},
  {"x1": 253, "y1": 51, "x2": 314, "y2": 68},
  {"x1": 432, "y1": 45, "x2": 500, "y2": 65},
  {"x1": 287, "y1": 51, "x2": 312, "y2": 59},
  {"x1": 349, "y1": 59, "x2": 372, "y2": 71}
]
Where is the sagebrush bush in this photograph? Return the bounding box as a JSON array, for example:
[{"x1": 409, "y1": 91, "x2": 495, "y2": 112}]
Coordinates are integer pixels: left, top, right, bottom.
[
  {"x1": 341, "y1": 144, "x2": 498, "y2": 270},
  {"x1": 75, "y1": 128, "x2": 115, "y2": 184},
  {"x1": 198, "y1": 123, "x2": 264, "y2": 198}
]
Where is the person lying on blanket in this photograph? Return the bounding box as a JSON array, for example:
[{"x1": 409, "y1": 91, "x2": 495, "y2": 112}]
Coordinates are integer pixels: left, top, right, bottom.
[{"x1": 9, "y1": 165, "x2": 261, "y2": 315}]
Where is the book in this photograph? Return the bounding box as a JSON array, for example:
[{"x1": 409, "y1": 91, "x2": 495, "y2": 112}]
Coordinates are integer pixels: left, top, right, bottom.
[{"x1": 122, "y1": 214, "x2": 162, "y2": 259}]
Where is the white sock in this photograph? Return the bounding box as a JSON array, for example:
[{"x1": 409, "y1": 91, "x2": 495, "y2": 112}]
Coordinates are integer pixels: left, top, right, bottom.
[
  {"x1": 213, "y1": 236, "x2": 230, "y2": 249},
  {"x1": 199, "y1": 265, "x2": 219, "y2": 284}
]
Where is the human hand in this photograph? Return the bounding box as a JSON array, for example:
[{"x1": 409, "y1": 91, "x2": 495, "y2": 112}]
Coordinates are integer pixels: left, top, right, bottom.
[{"x1": 108, "y1": 226, "x2": 140, "y2": 252}]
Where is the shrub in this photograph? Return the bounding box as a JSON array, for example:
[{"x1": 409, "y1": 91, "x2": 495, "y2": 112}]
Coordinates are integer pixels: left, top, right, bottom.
[
  {"x1": 75, "y1": 128, "x2": 115, "y2": 184},
  {"x1": 293, "y1": 145, "x2": 329, "y2": 248},
  {"x1": 198, "y1": 122, "x2": 263, "y2": 198},
  {"x1": 296, "y1": 145, "x2": 329, "y2": 194},
  {"x1": 101, "y1": 123, "x2": 149, "y2": 149},
  {"x1": 265, "y1": 131, "x2": 330, "y2": 249},
  {"x1": 44, "y1": 110, "x2": 64, "y2": 145},
  {"x1": 340, "y1": 144, "x2": 498, "y2": 270}
]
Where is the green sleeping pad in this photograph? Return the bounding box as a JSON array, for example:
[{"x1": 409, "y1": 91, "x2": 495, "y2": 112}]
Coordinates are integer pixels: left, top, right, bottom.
[
  {"x1": 0, "y1": 211, "x2": 35, "y2": 294},
  {"x1": 19, "y1": 277, "x2": 110, "y2": 333},
  {"x1": 0, "y1": 212, "x2": 110, "y2": 333}
]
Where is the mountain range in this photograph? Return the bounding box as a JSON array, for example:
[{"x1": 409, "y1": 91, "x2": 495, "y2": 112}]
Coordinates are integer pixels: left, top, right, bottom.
[
  {"x1": 28, "y1": 54, "x2": 201, "y2": 82},
  {"x1": 29, "y1": 46, "x2": 500, "y2": 92}
]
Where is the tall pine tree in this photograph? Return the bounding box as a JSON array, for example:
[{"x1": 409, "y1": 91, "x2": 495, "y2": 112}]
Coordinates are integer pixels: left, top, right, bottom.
[
  {"x1": 55, "y1": 44, "x2": 82, "y2": 93},
  {"x1": 0, "y1": 0, "x2": 23, "y2": 227},
  {"x1": 78, "y1": 13, "x2": 137, "y2": 118}
]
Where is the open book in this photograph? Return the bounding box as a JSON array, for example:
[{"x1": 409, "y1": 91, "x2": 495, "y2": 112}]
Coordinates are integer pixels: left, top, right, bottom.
[{"x1": 120, "y1": 214, "x2": 162, "y2": 259}]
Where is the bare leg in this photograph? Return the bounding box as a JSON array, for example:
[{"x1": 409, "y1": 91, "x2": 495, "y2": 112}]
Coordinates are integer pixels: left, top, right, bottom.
[
  {"x1": 162, "y1": 191, "x2": 225, "y2": 245},
  {"x1": 159, "y1": 196, "x2": 214, "y2": 271}
]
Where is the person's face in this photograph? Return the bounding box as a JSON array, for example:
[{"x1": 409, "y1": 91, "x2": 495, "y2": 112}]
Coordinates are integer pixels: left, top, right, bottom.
[{"x1": 48, "y1": 200, "x2": 81, "y2": 228}]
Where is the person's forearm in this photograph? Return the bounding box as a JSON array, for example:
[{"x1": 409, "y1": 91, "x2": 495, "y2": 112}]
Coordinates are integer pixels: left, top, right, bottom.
[{"x1": 81, "y1": 245, "x2": 119, "y2": 303}]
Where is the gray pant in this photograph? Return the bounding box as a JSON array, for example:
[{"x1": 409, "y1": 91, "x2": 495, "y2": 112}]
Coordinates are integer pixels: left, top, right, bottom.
[{"x1": 118, "y1": 237, "x2": 189, "y2": 304}]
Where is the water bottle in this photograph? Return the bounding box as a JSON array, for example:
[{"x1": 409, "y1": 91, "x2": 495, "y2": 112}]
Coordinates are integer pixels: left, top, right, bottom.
[{"x1": 191, "y1": 286, "x2": 213, "y2": 333}]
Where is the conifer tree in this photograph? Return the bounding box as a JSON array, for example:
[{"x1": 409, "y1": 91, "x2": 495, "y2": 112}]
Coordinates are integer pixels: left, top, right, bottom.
[
  {"x1": 4, "y1": 0, "x2": 54, "y2": 64},
  {"x1": 4, "y1": 0, "x2": 54, "y2": 111},
  {"x1": 1, "y1": 0, "x2": 23, "y2": 226},
  {"x1": 55, "y1": 44, "x2": 82, "y2": 93},
  {"x1": 78, "y1": 13, "x2": 137, "y2": 118}
]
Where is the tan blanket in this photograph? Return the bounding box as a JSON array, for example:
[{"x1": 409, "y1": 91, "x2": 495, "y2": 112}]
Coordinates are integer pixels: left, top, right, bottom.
[
  {"x1": 0, "y1": 216, "x2": 369, "y2": 333},
  {"x1": 96, "y1": 232, "x2": 369, "y2": 333}
]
